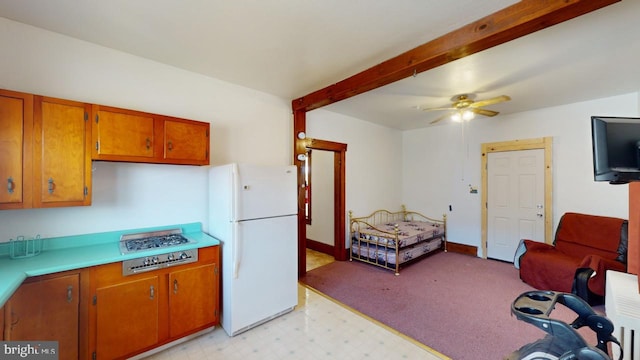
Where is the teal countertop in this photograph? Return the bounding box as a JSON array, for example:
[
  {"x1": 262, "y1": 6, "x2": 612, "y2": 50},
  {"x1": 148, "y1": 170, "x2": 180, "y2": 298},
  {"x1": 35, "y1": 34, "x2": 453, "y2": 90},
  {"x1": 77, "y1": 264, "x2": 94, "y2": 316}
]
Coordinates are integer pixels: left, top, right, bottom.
[{"x1": 0, "y1": 222, "x2": 220, "y2": 307}]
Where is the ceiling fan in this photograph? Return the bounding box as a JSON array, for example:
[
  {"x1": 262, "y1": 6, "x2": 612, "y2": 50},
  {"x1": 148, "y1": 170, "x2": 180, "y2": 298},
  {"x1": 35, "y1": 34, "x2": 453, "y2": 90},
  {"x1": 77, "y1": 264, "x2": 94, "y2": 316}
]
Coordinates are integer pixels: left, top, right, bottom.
[{"x1": 419, "y1": 93, "x2": 511, "y2": 125}]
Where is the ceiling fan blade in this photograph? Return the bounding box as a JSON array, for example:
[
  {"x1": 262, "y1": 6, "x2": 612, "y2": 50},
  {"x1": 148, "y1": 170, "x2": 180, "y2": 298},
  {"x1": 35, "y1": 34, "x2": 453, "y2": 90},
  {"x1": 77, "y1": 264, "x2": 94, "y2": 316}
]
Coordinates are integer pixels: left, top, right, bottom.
[
  {"x1": 419, "y1": 106, "x2": 455, "y2": 112},
  {"x1": 471, "y1": 108, "x2": 499, "y2": 117},
  {"x1": 469, "y1": 95, "x2": 511, "y2": 108},
  {"x1": 429, "y1": 113, "x2": 452, "y2": 124}
]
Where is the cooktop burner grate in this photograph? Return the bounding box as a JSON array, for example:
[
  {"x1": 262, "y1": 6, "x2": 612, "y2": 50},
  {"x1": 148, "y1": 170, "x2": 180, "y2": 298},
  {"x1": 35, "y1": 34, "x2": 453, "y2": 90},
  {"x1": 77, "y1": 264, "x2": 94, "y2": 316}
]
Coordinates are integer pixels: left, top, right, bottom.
[
  {"x1": 119, "y1": 228, "x2": 193, "y2": 254},
  {"x1": 119, "y1": 228, "x2": 198, "y2": 276}
]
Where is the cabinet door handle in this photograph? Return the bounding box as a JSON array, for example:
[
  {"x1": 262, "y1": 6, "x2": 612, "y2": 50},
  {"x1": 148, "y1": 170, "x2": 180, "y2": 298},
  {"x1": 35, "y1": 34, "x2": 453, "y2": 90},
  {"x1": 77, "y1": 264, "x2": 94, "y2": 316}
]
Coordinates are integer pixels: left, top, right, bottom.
[
  {"x1": 167, "y1": 141, "x2": 173, "y2": 151},
  {"x1": 7, "y1": 177, "x2": 15, "y2": 194},
  {"x1": 67, "y1": 285, "x2": 73, "y2": 303},
  {"x1": 10, "y1": 310, "x2": 19, "y2": 330},
  {"x1": 150, "y1": 285, "x2": 155, "y2": 300},
  {"x1": 146, "y1": 138, "x2": 151, "y2": 150},
  {"x1": 173, "y1": 279, "x2": 178, "y2": 294},
  {"x1": 48, "y1": 178, "x2": 55, "y2": 194}
]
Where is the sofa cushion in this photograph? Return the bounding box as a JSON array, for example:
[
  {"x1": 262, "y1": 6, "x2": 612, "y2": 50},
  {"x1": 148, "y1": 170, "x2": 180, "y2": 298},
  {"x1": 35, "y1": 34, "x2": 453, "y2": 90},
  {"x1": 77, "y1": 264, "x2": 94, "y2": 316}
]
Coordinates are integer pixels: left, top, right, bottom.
[
  {"x1": 554, "y1": 212, "x2": 624, "y2": 260},
  {"x1": 519, "y1": 240, "x2": 581, "y2": 293},
  {"x1": 555, "y1": 241, "x2": 619, "y2": 264}
]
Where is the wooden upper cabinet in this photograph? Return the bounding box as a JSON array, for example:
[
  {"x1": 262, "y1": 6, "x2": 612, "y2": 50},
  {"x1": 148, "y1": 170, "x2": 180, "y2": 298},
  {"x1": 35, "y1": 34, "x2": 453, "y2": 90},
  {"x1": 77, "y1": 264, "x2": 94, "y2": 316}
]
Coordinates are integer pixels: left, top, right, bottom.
[
  {"x1": 33, "y1": 96, "x2": 92, "y2": 208},
  {"x1": 163, "y1": 117, "x2": 210, "y2": 165},
  {"x1": 92, "y1": 105, "x2": 160, "y2": 162},
  {"x1": 0, "y1": 90, "x2": 92, "y2": 210},
  {"x1": 91, "y1": 105, "x2": 209, "y2": 166},
  {"x1": 0, "y1": 89, "x2": 33, "y2": 210}
]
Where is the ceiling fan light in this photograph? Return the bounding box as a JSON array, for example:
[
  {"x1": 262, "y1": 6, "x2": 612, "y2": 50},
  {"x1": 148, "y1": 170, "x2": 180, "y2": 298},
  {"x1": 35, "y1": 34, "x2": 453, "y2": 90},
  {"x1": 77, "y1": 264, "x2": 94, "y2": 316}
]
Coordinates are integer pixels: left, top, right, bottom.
[
  {"x1": 462, "y1": 110, "x2": 475, "y2": 121},
  {"x1": 451, "y1": 112, "x2": 462, "y2": 122}
]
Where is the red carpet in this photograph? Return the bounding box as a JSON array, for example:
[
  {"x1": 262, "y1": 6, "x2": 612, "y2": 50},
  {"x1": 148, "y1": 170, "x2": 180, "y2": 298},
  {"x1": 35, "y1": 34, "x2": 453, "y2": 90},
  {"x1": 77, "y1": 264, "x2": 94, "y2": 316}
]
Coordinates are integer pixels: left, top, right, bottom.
[{"x1": 301, "y1": 251, "x2": 600, "y2": 360}]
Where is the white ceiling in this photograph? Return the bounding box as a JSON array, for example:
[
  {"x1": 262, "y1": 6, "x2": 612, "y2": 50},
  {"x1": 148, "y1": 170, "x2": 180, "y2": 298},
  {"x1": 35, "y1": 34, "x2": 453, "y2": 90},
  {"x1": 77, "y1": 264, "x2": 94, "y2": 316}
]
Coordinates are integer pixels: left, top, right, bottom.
[{"x1": 0, "y1": 0, "x2": 637, "y2": 130}]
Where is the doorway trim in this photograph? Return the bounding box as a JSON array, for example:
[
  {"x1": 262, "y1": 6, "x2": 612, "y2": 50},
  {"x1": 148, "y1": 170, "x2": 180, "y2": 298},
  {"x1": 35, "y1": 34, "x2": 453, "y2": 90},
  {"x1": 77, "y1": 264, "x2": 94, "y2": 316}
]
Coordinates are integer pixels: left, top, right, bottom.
[
  {"x1": 295, "y1": 133, "x2": 348, "y2": 277},
  {"x1": 306, "y1": 139, "x2": 347, "y2": 260},
  {"x1": 480, "y1": 137, "x2": 553, "y2": 259}
]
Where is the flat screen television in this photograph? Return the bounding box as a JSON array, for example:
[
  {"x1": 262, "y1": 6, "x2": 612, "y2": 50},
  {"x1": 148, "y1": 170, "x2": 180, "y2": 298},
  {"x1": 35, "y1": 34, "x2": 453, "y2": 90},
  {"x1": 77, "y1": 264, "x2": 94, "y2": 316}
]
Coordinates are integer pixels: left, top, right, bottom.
[{"x1": 592, "y1": 116, "x2": 640, "y2": 184}]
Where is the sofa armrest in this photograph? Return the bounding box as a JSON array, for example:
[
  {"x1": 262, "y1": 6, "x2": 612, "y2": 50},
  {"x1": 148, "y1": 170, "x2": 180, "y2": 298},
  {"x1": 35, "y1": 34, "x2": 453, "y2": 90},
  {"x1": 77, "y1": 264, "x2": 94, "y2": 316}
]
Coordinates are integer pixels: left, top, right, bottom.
[
  {"x1": 578, "y1": 254, "x2": 626, "y2": 296},
  {"x1": 513, "y1": 239, "x2": 554, "y2": 269}
]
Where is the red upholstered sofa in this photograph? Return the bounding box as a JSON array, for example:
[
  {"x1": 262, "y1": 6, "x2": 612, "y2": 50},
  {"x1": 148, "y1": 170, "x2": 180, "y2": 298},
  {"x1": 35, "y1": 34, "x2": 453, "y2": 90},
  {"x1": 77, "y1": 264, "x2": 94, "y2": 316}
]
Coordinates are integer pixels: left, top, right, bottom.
[{"x1": 516, "y1": 212, "x2": 628, "y2": 305}]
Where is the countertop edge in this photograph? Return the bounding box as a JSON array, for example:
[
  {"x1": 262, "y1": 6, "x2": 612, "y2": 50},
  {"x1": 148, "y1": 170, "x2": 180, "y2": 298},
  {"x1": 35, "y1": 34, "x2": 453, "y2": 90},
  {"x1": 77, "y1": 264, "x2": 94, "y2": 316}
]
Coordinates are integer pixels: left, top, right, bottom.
[{"x1": 0, "y1": 226, "x2": 219, "y2": 308}]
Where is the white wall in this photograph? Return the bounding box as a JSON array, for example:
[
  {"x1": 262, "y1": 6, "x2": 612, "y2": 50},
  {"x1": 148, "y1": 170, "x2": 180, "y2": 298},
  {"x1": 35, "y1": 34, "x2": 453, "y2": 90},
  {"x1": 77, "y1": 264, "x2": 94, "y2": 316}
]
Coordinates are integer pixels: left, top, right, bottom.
[
  {"x1": 306, "y1": 109, "x2": 403, "y2": 247},
  {"x1": 0, "y1": 17, "x2": 292, "y2": 240},
  {"x1": 2, "y1": 16, "x2": 637, "y2": 254},
  {"x1": 403, "y1": 93, "x2": 639, "y2": 250}
]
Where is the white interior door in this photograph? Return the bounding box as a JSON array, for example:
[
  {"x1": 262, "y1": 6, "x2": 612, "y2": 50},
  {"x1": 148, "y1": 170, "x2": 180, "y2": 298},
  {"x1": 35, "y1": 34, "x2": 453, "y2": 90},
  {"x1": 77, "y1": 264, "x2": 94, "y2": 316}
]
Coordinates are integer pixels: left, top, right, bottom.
[{"x1": 487, "y1": 149, "x2": 545, "y2": 262}]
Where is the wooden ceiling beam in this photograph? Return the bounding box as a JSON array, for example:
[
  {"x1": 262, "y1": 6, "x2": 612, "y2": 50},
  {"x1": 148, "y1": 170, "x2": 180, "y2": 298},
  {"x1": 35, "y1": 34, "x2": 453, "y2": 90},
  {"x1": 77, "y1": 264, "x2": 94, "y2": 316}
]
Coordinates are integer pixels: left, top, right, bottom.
[{"x1": 292, "y1": 0, "x2": 620, "y2": 112}]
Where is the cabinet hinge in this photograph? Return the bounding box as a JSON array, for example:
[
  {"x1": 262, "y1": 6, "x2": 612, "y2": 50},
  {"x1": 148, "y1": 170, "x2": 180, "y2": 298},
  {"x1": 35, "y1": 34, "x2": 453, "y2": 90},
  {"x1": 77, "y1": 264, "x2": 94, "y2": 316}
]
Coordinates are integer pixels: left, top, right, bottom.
[
  {"x1": 84, "y1": 112, "x2": 88, "y2": 121},
  {"x1": 95, "y1": 141, "x2": 99, "y2": 151},
  {"x1": 84, "y1": 186, "x2": 88, "y2": 196},
  {"x1": 92, "y1": 295, "x2": 97, "y2": 305},
  {"x1": 214, "y1": 265, "x2": 218, "y2": 275},
  {"x1": 92, "y1": 351, "x2": 96, "y2": 360},
  {"x1": 95, "y1": 114, "x2": 99, "y2": 123}
]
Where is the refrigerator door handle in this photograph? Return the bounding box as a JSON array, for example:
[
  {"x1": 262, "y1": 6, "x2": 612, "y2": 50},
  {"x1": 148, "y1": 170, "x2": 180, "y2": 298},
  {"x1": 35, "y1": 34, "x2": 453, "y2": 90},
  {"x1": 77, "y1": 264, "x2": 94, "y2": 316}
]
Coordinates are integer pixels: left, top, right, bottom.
[
  {"x1": 231, "y1": 163, "x2": 242, "y2": 279},
  {"x1": 232, "y1": 221, "x2": 242, "y2": 279},
  {"x1": 231, "y1": 163, "x2": 240, "y2": 221}
]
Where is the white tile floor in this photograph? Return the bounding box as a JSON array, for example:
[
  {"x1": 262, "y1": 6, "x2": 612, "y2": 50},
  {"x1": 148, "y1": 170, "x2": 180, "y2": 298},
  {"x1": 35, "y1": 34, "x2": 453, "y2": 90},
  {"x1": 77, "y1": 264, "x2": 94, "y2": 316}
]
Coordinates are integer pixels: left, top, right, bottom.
[{"x1": 143, "y1": 284, "x2": 447, "y2": 360}]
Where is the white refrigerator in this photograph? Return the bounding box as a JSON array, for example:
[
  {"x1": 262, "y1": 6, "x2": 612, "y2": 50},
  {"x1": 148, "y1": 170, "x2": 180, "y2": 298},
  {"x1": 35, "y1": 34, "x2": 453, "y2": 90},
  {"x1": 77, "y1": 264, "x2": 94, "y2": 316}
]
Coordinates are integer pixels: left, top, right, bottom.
[{"x1": 208, "y1": 163, "x2": 298, "y2": 336}]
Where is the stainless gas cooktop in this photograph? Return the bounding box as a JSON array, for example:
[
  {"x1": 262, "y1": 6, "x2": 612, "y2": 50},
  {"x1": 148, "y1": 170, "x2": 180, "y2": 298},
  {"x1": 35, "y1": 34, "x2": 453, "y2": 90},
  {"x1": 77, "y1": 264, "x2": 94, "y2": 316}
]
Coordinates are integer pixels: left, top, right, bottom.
[
  {"x1": 119, "y1": 228, "x2": 198, "y2": 276},
  {"x1": 119, "y1": 228, "x2": 194, "y2": 254}
]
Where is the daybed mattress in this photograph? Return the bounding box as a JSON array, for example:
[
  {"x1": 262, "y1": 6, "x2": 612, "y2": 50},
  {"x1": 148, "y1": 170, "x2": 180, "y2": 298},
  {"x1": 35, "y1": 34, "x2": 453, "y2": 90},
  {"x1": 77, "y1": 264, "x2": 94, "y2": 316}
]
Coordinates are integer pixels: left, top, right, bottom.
[
  {"x1": 355, "y1": 220, "x2": 444, "y2": 247},
  {"x1": 351, "y1": 237, "x2": 443, "y2": 266}
]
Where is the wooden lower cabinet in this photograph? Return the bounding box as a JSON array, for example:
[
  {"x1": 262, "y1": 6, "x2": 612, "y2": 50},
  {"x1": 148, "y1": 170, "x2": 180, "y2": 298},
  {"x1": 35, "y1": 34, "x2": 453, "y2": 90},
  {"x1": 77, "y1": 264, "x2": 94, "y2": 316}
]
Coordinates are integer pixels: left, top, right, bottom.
[
  {"x1": 3, "y1": 270, "x2": 89, "y2": 360},
  {"x1": 168, "y1": 263, "x2": 218, "y2": 338},
  {"x1": 90, "y1": 246, "x2": 219, "y2": 359},
  {"x1": 95, "y1": 276, "x2": 159, "y2": 360}
]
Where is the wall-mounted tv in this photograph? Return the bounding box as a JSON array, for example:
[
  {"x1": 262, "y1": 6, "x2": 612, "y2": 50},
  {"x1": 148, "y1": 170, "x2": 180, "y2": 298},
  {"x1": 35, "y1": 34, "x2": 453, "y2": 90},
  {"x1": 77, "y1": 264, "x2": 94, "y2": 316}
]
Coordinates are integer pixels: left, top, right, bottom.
[{"x1": 592, "y1": 116, "x2": 640, "y2": 184}]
